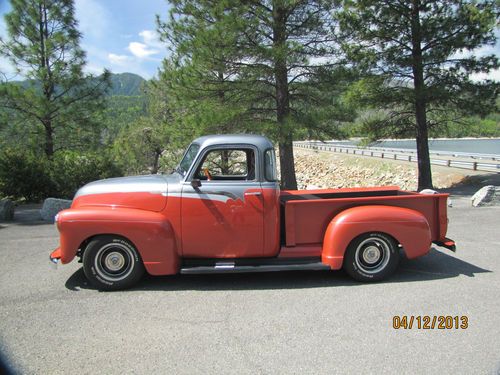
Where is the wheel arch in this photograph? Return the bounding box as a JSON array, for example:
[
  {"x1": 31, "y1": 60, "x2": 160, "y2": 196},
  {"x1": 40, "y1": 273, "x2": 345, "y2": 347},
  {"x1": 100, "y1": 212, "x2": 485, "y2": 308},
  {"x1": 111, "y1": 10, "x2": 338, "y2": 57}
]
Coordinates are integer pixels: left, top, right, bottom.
[
  {"x1": 322, "y1": 205, "x2": 432, "y2": 269},
  {"x1": 57, "y1": 207, "x2": 180, "y2": 276},
  {"x1": 78, "y1": 233, "x2": 138, "y2": 258}
]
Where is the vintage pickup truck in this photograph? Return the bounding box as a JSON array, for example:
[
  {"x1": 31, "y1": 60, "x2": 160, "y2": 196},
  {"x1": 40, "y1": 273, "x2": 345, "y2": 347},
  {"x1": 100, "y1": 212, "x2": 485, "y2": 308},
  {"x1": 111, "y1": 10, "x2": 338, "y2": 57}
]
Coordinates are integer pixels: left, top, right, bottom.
[{"x1": 50, "y1": 134, "x2": 455, "y2": 290}]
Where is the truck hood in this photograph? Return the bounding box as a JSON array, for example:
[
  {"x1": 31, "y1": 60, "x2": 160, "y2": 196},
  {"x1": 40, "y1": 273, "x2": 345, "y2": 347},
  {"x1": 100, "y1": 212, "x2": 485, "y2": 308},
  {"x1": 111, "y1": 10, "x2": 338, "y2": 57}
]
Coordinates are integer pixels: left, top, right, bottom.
[{"x1": 72, "y1": 174, "x2": 171, "y2": 212}]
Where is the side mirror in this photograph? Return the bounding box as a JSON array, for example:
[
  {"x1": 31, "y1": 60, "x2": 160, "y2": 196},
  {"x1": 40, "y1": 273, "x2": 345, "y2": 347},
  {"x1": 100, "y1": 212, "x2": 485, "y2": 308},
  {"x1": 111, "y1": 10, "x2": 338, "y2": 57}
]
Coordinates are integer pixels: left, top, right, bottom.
[{"x1": 191, "y1": 179, "x2": 201, "y2": 188}]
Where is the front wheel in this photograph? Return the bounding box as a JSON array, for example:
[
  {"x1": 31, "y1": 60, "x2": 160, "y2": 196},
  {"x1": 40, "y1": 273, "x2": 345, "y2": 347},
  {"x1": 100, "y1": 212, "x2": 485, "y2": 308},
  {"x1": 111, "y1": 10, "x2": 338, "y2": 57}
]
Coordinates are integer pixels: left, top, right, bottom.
[
  {"x1": 83, "y1": 235, "x2": 145, "y2": 291},
  {"x1": 343, "y1": 233, "x2": 400, "y2": 282}
]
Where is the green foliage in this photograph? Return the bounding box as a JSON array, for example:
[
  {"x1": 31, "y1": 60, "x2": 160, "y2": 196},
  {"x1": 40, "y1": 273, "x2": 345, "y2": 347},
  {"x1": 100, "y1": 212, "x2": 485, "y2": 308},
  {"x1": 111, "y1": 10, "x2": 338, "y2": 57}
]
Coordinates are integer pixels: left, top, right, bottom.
[
  {"x1": 0, "y1": 149, "x2": 54, "y2": 202},
  {"x1": 0, "y1": 149, "x2": 122, "y2": 201},
  {"x1": 0, "y1": 0, "x2": 110, "y2": 157},
  {"x1": 336, "y1": 0, "x2": 499, "y2": 189},
  {"x1": 50, "y1": 150, "x2": 122, "y2": 199},
  {"x1": 110, "y1": 79, "x2": 184, "y2": 175},
  {"x1": 100, "y1": 95, "x2": 147, "y2": 144},
  {"x1": 157, "y1": 0, "x2": 356, "y2": 189}
]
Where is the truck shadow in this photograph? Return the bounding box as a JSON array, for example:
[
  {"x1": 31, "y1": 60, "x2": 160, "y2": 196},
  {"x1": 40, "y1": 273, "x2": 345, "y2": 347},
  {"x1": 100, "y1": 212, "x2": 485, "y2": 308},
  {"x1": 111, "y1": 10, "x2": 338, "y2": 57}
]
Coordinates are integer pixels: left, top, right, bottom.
[{"x1": 65, "y1": 248, "x2": 491, "y2": 292}]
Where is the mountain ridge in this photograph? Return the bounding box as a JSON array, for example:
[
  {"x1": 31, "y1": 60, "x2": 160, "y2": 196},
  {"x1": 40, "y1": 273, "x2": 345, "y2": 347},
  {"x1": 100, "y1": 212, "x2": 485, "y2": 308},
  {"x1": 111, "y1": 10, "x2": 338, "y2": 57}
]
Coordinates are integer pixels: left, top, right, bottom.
[{"x1": 6, "y1": 72, "x2": 146, "y2": 97}]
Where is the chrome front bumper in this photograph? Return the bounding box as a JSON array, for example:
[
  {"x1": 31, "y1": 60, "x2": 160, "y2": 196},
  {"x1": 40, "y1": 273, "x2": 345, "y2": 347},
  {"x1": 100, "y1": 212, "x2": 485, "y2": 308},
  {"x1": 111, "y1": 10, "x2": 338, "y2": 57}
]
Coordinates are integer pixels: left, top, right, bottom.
[
  {"x1": 49, "y1": 255, "x2": 59, "y2": 269},
  {"x1": 49, "y1": 247, "x2": 61, "y2": 269}
]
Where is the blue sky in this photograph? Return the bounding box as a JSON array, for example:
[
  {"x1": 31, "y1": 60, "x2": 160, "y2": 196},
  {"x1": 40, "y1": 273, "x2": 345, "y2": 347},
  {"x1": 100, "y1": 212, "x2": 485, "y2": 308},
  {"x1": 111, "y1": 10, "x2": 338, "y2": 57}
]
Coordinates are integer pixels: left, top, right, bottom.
[
  {"x1": 0, "y1": 0, "x2": 498, "y2": 81},
  {"x1": 0, "y1": 0, "x2": 171, "y2": 79}
]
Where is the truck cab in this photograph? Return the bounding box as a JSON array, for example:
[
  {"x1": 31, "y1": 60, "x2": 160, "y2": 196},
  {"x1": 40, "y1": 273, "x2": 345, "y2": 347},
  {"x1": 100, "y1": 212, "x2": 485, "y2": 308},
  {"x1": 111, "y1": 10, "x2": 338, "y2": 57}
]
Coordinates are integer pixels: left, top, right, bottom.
[
  {"x1": 176, "y1": 135, "x2": 280, "y2": 259},
  {"x1": 50, "y1": 134, "x2": 455, "y2": 290}
]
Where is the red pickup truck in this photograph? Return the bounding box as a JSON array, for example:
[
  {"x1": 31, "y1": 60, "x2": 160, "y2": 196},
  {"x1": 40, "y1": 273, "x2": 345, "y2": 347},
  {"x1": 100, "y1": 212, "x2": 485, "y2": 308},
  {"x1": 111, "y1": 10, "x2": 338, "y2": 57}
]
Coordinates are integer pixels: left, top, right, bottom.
[{"x1": 50, "y1": 134, "x2": 455, "y2": 290}]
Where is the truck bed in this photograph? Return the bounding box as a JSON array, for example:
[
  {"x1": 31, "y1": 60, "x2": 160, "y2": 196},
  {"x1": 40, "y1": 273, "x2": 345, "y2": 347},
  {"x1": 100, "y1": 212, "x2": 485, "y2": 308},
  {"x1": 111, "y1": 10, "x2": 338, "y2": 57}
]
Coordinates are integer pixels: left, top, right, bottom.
[{"x1": 280, "y1": 186, "x2": 448, "y2": 247}]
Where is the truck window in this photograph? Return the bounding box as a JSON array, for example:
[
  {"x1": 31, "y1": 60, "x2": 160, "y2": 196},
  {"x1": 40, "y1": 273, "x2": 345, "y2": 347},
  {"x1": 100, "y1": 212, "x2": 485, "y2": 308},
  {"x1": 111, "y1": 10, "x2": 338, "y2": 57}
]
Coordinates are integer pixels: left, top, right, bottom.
[
  {"x1": 196, "y1": 148, "x2": 255, "y2": 181},
  {"x1": 178, "y1": 143, "x2": 200, "y2": 176},
  {"x1": 264, "y1": 149, "x2": 277, "y2": 181}
]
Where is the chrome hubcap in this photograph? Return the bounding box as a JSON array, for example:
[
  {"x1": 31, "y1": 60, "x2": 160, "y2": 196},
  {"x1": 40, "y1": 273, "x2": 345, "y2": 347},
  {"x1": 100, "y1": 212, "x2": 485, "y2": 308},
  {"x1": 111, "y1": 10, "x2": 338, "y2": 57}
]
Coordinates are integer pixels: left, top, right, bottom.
[
  {"x1": 94, "y1": 243, "x2": 135, "y2": 282},
  {"x1": 362, "y1": 246, "x2": 381, "y2": 264},
  {"x1": 354, "y1": 237, "x2": 391, "y2": 274},
  {"x1": 104, "y1": 251, "x2": 126, "y2": 272}
]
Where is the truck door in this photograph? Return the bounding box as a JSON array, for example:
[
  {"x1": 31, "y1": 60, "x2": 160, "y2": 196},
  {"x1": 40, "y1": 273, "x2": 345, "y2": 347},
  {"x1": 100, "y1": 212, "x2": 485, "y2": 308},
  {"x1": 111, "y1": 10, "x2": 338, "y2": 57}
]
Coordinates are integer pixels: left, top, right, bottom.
[{"x1": 181, "y1": 146, "x2": 264, "y2": 258}]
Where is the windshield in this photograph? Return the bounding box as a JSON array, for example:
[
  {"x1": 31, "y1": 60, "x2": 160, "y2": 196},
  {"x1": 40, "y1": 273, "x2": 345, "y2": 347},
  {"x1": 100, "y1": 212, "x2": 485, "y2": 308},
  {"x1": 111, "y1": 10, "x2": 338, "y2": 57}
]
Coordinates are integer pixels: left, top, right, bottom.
[{"x1": 177, "y1": 143, "x2": 200, "y2": 176}]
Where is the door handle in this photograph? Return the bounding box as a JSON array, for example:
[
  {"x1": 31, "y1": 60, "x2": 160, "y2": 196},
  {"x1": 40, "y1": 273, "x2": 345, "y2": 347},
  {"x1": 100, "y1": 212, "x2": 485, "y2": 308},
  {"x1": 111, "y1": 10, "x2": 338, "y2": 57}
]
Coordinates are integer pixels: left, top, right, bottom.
[{"x1": 244, "y1": 191, "x2": 262, "y2": 196}]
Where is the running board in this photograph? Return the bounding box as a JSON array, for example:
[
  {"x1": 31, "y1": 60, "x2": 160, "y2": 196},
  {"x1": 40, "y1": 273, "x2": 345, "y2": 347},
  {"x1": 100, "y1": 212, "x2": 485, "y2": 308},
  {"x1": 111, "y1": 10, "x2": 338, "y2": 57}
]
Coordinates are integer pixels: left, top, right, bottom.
[{"x1": 180, "y1": 260, "x2": 330, "y2": 274}]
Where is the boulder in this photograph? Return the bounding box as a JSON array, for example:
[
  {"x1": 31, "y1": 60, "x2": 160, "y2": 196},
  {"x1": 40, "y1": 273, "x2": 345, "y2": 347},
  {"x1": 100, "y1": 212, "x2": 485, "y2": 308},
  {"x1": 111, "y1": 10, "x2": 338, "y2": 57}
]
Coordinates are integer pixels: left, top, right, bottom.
[
  {"x1": 0, "y1": 199, "x2": 15, "y2": 221},
  {"x1": 471, "y1": 185, "x2": 500, "y2": 207},
  {"x1": 40, "y1": 198, "x2": 72, "y2": 222},
  {"x1": 419, "y1": 189, "x2": 438, "y2": 194}
]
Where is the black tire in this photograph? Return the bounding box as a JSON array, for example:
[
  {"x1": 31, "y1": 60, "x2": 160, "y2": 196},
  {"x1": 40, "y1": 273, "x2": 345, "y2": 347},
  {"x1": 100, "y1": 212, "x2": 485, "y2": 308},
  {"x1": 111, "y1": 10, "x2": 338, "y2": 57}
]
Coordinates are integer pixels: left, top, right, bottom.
[
  {"x1": 343, "y1": 232, "x2": 400, "y2": 282},
  {"x1": 82, "y1": 235, "x2": 145, "y2": 291}
]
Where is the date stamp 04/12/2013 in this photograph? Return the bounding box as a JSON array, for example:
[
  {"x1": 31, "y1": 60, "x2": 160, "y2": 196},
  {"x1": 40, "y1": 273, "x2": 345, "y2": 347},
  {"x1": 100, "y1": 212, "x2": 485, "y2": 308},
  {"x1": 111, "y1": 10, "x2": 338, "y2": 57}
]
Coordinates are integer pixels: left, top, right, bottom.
[{"x1": 392, "y1": 315, "x2": 469, "y2": 330}]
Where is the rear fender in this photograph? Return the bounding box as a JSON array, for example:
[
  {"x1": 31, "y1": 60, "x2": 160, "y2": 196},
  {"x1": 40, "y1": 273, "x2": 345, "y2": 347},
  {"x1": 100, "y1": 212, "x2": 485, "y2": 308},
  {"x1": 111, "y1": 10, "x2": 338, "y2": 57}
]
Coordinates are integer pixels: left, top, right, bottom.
[
  {"x1": 57, "y1": 207, "x2": 179, "y2": 275},
  {"x1": 322, "y1": 205, "x2": 431, "y2": 269}
]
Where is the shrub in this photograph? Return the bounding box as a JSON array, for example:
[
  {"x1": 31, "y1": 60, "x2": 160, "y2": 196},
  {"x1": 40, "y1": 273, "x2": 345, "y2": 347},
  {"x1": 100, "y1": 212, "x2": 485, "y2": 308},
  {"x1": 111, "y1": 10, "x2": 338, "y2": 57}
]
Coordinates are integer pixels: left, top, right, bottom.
[
  {"x1": 50, "y1": 151, "x2": 122, "y2": 199},
  {"x1": 0, "y1": 149, "x2": 54, "y2": 202},
  {"x1": 0, "y1": 149, "x2": 123, "y2": 202}
]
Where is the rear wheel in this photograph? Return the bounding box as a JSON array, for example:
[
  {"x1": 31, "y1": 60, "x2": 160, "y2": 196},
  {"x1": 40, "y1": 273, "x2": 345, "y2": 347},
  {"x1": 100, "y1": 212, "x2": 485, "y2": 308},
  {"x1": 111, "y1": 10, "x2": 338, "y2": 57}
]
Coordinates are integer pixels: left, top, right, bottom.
[
  {"x1": 343, "y1": 233, "x2": 399, "y2": 282},
  {"x1": 83, "y1": 235, "x2": 145, "y2": 291}
]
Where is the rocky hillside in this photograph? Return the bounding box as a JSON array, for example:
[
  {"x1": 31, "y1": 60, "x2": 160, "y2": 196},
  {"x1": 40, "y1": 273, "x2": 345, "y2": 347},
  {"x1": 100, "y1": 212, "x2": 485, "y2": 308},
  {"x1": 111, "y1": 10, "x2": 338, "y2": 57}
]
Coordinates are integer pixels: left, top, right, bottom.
[{"x1": 291, "y1": 149, "x2": 464, "y2": 191}]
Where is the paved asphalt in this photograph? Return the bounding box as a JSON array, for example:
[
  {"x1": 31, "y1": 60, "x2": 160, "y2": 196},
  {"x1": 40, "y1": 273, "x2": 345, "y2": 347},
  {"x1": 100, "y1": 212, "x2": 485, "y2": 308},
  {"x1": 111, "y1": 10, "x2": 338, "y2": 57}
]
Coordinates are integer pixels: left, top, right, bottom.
[{"x1": 0, "y1": 194, "x2": 499, "y2": 374}]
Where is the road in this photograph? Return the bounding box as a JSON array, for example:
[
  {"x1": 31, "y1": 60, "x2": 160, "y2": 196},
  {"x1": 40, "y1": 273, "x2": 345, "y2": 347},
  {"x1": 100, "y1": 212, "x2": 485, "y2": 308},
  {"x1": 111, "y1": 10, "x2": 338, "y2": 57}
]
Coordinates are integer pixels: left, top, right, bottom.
[{"x1": 0, "y1": 196, "x2": 499, "y2": 374}]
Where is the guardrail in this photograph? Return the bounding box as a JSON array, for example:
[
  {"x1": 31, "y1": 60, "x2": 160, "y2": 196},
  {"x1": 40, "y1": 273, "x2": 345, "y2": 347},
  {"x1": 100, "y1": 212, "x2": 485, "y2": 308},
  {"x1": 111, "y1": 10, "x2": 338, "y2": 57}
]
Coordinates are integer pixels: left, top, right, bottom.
[{"x1": 294, "y1": 141, "x2": 500, "y2": 173}]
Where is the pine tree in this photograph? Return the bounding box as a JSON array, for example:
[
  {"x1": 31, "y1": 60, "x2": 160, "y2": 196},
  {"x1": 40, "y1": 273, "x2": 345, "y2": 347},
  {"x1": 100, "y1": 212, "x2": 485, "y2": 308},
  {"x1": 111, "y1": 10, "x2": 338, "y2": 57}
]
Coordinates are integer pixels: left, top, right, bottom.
[
  {"x1": 0, "y1": 0, "x2": 110, "y2": 157},
  {"x1": 336, "y1": 0, "x2": 499, "y2": 190},
  {"x1": 158, "y1": 0, "x2": 349, "y2": 189}
]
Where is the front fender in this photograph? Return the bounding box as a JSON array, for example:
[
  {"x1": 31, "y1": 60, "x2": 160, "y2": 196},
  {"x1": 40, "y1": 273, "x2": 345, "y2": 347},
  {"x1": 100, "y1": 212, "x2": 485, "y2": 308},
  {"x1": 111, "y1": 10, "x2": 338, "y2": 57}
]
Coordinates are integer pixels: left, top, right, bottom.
[
  {"x1": 322, "y1": 205, "x2": 431, "y2": 269},
  {"x1": 56, "y1": 207, "x2": 179, "y2": 275}
]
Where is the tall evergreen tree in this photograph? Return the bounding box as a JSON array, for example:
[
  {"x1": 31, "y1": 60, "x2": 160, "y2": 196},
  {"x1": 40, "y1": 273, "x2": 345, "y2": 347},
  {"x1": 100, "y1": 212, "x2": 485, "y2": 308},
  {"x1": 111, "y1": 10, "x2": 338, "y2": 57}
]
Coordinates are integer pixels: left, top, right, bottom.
[
  {"x1": 159, "y1": 0, "x2": 349, "y2": 189},
  {"x1": 0, "y1": 0, "x2": 110, "y2": 157},
  {"x1": 336, "y1": 0, "x2": 499, "y2": 190},
  {"x1": 157, "y1": 1, "x2": 250, "y2": 138}
]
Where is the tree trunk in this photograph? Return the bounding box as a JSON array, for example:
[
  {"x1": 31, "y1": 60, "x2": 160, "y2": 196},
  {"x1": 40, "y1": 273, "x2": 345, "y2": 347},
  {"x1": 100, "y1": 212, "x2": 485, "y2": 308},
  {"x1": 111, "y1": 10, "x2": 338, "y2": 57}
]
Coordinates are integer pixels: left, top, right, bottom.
[
  {"x1": 40, "y1": 1, "x2": 55, "y2": 158},
  {"x1": 273, "y1": 1, "x2": 297, "y2": 190},
  {"x1": 151, "y1": 148, "x2": 162, "y2": 174},
  {"x1": 43, "y1": 119, "x2": 54, "y2": 157},
  {"x1": 411, "y1": 0, "x2": 433, "y2": 190}
]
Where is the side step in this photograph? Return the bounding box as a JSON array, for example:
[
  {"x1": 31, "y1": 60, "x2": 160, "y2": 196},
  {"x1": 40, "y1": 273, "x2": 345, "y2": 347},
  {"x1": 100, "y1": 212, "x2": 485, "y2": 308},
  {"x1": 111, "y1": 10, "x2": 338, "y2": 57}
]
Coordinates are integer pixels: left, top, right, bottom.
[{"x1": 180, "y1": 258, "x2": 330, "y2": 275}]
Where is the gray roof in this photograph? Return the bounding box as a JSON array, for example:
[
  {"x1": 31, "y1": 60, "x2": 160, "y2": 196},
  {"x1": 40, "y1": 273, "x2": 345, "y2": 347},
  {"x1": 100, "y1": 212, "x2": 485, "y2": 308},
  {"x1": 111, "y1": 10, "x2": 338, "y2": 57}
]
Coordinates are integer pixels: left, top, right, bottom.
[{"x1": 192, "y1": 134, "x2": 274, "y2": 151}]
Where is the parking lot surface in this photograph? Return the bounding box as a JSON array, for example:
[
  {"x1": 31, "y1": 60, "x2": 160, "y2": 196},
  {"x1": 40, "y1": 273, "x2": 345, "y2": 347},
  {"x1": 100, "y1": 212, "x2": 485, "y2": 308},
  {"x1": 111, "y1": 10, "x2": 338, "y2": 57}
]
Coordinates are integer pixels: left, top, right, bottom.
[{"x1": 0, "y1": 196, "x2": 499, "y2": 374}]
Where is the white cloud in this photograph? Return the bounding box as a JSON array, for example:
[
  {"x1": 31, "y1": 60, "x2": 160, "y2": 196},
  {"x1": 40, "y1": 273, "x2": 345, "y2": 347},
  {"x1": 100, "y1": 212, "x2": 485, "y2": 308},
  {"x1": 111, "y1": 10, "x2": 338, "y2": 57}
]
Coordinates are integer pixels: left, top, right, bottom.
[
  {"x1": 108, "y1": 53, "x2": 131, "y2": 66},
  {"x1": 84, "y1": 63, "x2": 108, "y2": 76},
  {"x1": 128, "y1": 42, "x2": 159, "y2": 58},
  {"x1": 139, "y1": 30, "x2": 163, "y2": 48}
]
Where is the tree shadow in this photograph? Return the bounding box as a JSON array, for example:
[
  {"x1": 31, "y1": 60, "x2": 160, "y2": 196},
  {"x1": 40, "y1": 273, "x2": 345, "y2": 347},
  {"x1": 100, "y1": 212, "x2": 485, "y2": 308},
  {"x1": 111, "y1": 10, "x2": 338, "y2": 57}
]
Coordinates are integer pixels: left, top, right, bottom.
[
  {"x1": 440, "y1": 173, "x2": 500, "y2": 197},
  {"x1": 65, "y1": 248, "x2": 491, "y2": 292},
  {"x1": 13, "y1": 221, "x2": 50, "y2": 226}
]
